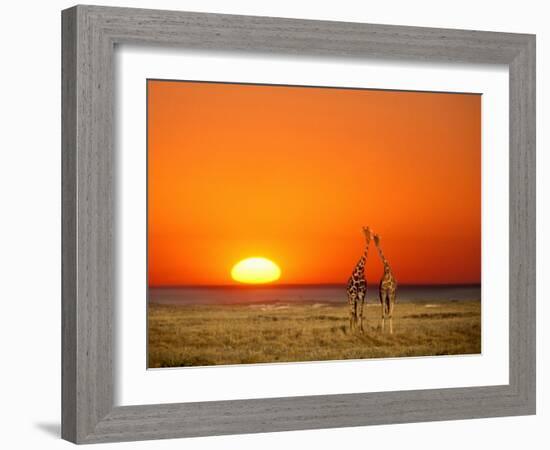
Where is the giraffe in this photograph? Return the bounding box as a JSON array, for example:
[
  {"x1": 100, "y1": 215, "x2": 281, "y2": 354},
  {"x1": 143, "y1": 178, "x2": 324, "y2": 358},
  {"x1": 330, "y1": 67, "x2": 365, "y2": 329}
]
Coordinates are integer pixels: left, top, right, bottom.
[
  {"x1": 346, "y1": 226, "x2": 372, "y2": 333},
  {"x1": 373, "y1": 233, "x2": 397, "y2": 323}
]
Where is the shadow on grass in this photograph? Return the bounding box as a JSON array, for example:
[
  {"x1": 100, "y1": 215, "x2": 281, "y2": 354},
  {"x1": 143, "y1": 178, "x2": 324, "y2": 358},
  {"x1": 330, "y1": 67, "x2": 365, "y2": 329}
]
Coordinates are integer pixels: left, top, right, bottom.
[{"x1": 403, "y1": 312, "x2": 479, "y2": 320}]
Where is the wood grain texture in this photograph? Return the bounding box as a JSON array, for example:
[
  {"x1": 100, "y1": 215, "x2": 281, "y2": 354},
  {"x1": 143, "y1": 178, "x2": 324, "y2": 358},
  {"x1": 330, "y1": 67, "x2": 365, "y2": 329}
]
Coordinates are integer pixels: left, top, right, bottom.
[
  {"x1": 61, "y1": 4, "x2": 536, "y2": 444},
  {"x1": 61, "y1": 7, "x2": 77, "y2": 443},
  {"x1": 508, "y1": 36, "x2": 536, "y2": 409}
]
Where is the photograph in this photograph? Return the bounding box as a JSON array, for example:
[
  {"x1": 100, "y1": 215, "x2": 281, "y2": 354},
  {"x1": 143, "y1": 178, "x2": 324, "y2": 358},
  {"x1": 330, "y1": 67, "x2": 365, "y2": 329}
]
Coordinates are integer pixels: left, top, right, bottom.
[{"x1": 147, "y1": 80, "x2": 482, "y2": 368}]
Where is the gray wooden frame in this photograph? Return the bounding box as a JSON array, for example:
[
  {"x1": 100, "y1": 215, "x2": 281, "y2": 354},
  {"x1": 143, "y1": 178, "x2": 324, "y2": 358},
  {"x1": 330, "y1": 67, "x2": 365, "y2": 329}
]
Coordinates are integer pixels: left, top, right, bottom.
[{"x1": 61, "y1": 4, "x2": 536, "y2": 444}]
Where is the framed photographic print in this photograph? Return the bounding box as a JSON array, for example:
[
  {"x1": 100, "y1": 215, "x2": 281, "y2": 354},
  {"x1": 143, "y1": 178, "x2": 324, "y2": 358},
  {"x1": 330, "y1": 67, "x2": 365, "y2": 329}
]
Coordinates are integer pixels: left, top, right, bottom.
[
  {"x1": 61, "y1": 5, "x2": 536, "y2": 444},
  {"x1": 146, "y1": 80, "x2": 483, "y2": 367}
]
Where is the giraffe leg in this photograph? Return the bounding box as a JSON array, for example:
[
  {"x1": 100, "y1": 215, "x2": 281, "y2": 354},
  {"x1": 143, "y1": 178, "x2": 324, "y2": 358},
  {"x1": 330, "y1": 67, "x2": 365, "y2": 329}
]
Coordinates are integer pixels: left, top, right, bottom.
[
  {"x1": 380, "y1": 288, "x2": 389, "y2": 319},
  {"x1": 358, "y1": 293, "x2": 365, "y2": 333},
  {"x1": 380, "y1": 289, "x2": 387, "y2": 319},
  {"x1": 349, "y1": 297, "x2": 357, "y2": 331},
  {"x1": 388, "y1": 289, "x2": 396, "y2": 319}
]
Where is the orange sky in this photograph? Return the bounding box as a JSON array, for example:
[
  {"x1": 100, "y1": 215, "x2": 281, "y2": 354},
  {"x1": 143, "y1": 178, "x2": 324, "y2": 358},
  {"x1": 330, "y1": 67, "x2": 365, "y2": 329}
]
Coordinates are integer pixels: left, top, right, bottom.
[{"x1": 148, "y1": 80, "x2": 481, "y2": 286}]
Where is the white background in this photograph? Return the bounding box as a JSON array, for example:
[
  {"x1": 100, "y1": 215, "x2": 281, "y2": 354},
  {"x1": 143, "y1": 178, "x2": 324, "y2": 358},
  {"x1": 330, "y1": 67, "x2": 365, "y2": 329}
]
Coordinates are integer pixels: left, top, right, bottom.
[
  {"x1": 116, "y1": 49, "x2": 509, "y2": 405},
  {"x1": 0, "y1": 1, "x2": 547, "y2": 449}
]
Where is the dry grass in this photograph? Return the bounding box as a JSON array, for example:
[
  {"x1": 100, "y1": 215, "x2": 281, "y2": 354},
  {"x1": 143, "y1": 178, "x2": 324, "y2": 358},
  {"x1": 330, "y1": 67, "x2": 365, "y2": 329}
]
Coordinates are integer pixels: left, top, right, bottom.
[{"x1": 148, "y1": 301, "x2": 481, "y2": 368}]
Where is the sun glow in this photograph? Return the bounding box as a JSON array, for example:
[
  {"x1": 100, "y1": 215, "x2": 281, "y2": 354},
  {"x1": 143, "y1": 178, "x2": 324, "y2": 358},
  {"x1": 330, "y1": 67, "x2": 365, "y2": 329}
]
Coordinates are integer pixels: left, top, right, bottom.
[{"x1": 231, "y1": 257, "x2": 281, "y2": 284}]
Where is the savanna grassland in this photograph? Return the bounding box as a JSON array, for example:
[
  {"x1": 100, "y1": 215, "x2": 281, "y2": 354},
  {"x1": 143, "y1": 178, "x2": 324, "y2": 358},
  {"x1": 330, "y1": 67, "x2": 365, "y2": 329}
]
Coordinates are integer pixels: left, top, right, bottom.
[{"x1": 148, "y1": 301, "x2": 481, "y2": 368}]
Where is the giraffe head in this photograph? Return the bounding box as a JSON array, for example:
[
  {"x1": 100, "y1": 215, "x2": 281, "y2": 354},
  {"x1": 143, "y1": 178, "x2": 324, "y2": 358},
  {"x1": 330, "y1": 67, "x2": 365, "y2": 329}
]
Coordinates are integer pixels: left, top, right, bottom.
[
  {"x1": 373, "y1": 233, "x2": 381, "y2": 247},
  {"x1": 362, "y1": 226, "x2": 373, "y2": 244}
]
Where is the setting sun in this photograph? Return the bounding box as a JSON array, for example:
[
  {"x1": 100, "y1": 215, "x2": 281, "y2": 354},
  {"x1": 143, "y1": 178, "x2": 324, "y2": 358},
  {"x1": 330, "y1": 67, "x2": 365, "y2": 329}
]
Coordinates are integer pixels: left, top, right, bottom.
[{"x1": 231, "y1": 257, "x2": 281, "y2": 284}]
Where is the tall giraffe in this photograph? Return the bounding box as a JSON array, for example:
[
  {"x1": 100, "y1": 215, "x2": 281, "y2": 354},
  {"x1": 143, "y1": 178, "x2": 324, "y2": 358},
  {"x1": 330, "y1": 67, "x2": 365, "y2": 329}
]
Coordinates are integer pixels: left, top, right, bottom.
[
  {"x1": 346, "y1": 226, "x2": 372, "y2": 332},
  {"x1": 373, "y1": 233, "x2": 397, "y2": 320}
]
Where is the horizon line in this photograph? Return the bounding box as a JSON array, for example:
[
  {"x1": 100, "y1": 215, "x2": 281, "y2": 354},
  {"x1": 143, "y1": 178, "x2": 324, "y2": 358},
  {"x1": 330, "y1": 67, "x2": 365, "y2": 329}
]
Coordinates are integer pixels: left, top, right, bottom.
[{"x1": 149, "y1": 282, "x2": 482, "y2": 289}]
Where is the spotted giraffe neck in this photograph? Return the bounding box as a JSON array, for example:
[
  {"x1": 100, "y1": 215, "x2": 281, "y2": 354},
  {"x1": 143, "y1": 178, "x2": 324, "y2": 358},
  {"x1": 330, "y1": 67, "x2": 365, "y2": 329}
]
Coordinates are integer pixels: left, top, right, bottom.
[
  {"x1": 376, "y1": 242, "x2": 396, "y2": 287},
  {"x1": 375, "y1": 241, "x2": 389, "y2": 267},
  {"x1": 353, "y1": 242, "x2": 370, "y2": 275}
]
